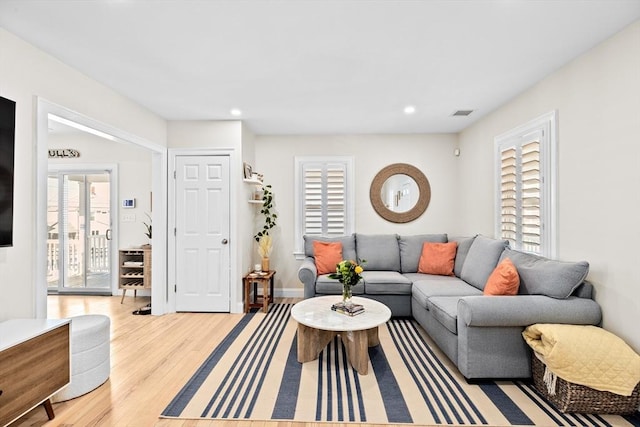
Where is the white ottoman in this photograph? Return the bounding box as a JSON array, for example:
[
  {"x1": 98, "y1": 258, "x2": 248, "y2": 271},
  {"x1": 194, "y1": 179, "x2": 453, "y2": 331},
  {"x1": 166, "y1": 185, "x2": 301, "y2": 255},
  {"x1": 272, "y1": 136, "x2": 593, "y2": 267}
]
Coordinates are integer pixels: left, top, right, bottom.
[{"x1": 52, "y1": 314, "x2": 111, "y2": 402}]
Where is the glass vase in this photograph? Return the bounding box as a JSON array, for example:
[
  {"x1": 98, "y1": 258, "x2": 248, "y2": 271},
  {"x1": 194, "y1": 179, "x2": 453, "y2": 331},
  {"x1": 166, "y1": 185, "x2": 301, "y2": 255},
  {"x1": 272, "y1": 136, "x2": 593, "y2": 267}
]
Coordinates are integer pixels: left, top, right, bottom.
[{"x1": 342, "y1": 284, "x2": 353, "y2": 307}]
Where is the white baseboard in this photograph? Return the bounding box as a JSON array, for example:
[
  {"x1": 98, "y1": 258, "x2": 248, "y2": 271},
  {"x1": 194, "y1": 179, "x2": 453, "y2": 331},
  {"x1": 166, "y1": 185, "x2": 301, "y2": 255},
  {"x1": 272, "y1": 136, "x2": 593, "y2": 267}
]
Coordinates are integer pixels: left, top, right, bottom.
[
  {"x1": 274, "y1": 287, "x2": 304, "y2": 298},
  {"x1": 232, "y1": 301, "x2": 244, "y2": 314}
]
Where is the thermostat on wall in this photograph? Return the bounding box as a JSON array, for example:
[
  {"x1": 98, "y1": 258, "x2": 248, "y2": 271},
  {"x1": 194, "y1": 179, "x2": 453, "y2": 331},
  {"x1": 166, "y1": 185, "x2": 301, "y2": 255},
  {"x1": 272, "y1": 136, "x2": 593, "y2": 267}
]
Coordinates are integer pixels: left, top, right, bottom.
[{"x1": 122, "y1": 198, "x2": 136, "y2": 208}]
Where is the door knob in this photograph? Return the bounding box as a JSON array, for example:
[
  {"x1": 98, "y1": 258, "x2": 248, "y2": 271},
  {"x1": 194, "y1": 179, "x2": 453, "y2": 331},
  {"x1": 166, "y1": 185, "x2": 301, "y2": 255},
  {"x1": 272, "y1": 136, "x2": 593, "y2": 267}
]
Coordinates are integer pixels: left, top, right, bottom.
[{"x1": 221, "y1": 239, "x2": 228, "y2": 244}]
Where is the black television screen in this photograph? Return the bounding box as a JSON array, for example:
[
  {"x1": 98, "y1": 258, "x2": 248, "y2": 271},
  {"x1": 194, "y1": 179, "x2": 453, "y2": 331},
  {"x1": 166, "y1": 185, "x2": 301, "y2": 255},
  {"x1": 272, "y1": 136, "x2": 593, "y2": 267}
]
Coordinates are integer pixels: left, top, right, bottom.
[{"x1": 0, "y1": 96, "x2": 15, "y2": 247}]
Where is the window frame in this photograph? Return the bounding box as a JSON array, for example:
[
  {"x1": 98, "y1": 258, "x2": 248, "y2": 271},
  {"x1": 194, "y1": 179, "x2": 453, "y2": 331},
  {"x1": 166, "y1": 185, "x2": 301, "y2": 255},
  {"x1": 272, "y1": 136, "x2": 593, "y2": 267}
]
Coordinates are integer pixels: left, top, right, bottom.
[
  {"x1": 294, "y1": 156, "x2": 354, "y2": 259},
  {"x1": 494, "y1": 111, "x2": 558, "y2": 258}
]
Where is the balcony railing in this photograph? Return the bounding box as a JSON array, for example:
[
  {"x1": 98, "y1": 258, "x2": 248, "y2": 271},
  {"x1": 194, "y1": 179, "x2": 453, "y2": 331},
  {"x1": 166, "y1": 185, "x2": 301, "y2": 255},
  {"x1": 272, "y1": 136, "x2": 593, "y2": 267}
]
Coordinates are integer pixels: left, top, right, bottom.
[{"x1": 47, "y1": 235, "x2": 110, "y2": 284}]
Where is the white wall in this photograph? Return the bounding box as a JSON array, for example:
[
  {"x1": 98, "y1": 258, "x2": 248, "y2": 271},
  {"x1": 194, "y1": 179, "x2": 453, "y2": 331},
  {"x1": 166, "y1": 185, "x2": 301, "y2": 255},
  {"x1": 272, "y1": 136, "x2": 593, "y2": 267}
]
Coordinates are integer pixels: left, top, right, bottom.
[
  {"x1": 255, "y1": 134, "x2": 460, "y2": 294},
  {"x1": 241, "y1": 123, "x2": 259, "y2": 273},
  {"x1": 0, "y1": 29, "x2": 166, "y2": 320},
  {"x1": 457, "y1": 21, "x2": 640, "y2": 350}
]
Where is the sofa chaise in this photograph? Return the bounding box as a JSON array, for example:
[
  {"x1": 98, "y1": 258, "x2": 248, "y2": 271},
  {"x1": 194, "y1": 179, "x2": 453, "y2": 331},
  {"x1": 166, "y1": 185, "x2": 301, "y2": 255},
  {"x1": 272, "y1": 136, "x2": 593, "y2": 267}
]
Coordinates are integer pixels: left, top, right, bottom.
[{"x1": 297, "y1": 233, "x2": 602, "y2": 379}]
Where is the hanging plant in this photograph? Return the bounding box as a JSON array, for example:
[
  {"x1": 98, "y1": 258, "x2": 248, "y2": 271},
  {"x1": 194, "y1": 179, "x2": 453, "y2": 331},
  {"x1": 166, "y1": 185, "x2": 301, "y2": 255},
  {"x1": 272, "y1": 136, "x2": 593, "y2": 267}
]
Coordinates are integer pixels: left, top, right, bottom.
[{"x1": 253, "y1": 184, "x2": 277, "y2": 255}]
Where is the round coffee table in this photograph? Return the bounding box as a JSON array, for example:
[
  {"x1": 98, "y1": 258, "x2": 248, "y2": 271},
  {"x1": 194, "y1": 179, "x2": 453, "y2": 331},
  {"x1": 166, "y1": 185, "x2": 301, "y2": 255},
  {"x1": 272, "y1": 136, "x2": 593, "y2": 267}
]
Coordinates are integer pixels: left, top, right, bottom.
[{"x1": 291, "y1": 295, "x2": 391, "y2": 375}]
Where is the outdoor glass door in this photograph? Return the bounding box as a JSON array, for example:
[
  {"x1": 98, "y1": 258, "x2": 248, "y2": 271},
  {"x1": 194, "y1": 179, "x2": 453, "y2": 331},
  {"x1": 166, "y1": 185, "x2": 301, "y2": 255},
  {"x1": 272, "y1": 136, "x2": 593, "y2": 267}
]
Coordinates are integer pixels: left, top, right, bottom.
[{"x1": 47, "y1": 171, "x2": 112, "y2": 293}]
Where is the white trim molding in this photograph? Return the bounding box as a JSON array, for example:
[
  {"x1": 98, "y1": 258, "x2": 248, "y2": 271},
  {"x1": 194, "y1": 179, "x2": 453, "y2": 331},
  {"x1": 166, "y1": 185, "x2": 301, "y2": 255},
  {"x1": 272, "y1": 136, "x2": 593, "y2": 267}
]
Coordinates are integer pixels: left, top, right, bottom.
[
  {"x1": 293, "y1": 156, "x2": 355, "y2": 260},
  {"x1": 494, "y1": 110, "x2": 558, "y2": 258}
]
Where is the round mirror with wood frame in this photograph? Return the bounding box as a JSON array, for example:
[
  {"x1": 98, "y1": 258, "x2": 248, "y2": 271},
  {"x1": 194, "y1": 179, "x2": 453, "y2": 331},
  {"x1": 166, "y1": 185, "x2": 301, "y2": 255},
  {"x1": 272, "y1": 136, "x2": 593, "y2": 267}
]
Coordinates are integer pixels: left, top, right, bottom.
[{"x1": 369, "y1": 163, "x2": 431, "y2": 223}]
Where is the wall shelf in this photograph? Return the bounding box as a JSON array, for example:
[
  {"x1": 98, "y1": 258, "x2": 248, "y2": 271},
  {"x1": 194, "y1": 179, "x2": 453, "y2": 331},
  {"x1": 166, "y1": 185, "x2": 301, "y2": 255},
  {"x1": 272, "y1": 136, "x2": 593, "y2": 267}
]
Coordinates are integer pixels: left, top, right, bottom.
[
  {"x1": 245, "y1": 178, "x2": 264, "y2": 203},
  {"x1": 243, "y1": 178, "x2": 263, "y2": 185}
]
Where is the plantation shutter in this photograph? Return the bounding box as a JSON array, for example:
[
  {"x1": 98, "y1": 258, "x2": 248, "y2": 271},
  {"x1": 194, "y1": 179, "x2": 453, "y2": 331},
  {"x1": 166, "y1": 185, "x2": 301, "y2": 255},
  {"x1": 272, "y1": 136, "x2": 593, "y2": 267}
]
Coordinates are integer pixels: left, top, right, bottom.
[
  {"x1": 521, "y1": 141, "x2": 541, "y2": 253},
  {"x1": 499, "y1": 140, "x2": 542, "y2": 254},
  {"x1": 326, "y1": 166, "x2": 346, "y2": 235},
  {"x1": 302, "y1": 163, "x2": 346, "y2": 236},
  {"x1": 303, "y1": 166, "x2": 322, "y2": 235},
  {"x1": 495, "y1": 112, "x2": 556, "y2": 257},
  {"x1": 500, "y1": 147, "x2": 517, "y2": 248}
]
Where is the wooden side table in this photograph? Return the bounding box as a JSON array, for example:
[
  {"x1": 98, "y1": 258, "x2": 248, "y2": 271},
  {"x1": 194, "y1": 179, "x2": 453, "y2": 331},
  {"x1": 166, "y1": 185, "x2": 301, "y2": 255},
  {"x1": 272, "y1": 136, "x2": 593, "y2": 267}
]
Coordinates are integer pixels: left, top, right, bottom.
[{"x1": 243, "y1": 270, "x2": 276, "y2": 313}]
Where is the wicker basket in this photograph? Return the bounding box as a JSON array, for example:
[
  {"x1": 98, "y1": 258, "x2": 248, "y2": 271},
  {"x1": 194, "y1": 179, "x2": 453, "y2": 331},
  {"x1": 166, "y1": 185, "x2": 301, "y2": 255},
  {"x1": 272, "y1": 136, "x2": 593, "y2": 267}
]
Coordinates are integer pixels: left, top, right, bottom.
[{"x1": 531, "y1": 355, "x2": 640, "y2": 414}]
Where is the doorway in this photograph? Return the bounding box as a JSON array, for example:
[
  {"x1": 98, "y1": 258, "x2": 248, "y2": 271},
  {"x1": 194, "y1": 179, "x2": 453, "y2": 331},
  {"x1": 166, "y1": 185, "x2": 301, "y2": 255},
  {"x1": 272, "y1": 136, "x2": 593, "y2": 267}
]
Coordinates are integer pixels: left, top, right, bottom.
[
  {"x1": 36, "y1": 99, "x2": 168, "y2": 317},
  {"x1": 47, "y1": 169, "x2": 114, "y2": 294}
]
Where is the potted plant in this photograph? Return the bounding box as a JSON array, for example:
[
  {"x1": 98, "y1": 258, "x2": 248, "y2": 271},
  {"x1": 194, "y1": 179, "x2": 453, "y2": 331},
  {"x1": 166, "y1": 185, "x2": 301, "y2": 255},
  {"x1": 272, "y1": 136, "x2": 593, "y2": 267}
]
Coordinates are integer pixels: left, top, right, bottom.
[
  {"x1": 142, "y1": 213, "x2": 152, "y2": 247},
  {"x1": 254, "y1": 184, "x2": 277, "y2": 271}
]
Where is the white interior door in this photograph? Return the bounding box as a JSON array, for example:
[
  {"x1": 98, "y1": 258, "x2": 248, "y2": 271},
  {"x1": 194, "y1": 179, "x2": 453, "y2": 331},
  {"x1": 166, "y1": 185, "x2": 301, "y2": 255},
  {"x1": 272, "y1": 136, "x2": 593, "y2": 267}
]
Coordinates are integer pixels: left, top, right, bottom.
[{"x1": 175, "y1": 155, "x2": 230, "y2": 312}]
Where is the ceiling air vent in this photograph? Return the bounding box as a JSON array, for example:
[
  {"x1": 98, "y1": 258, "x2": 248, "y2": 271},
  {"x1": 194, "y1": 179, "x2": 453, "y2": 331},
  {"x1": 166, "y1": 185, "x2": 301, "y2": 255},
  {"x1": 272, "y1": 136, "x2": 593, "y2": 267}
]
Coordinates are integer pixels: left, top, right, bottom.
[{"x1": 452, "y1": 110, "x2": 474, "y2": 117}]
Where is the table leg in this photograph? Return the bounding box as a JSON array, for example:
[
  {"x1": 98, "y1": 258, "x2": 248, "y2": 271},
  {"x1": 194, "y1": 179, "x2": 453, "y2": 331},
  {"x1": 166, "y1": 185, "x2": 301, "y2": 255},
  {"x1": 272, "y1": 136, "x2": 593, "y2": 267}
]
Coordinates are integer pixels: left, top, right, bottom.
[
  {"x1": 42, "y1": 398, "x2": 55, "y2": 420},
  {"x1": 243, "y1": 279, "x2": 249, "y2": 313},
  {"x1": 262, "y1": 278, "x2": 269, "y2": 313},
  {"x1": 367, "y1": 326, "x2": 380, "y2": 347},
  {"x1": 296, "y1": 323, "x2": 336, "y2": 363},
  {"x1": 341, "y1": 329, "x2": 370, "y2": 375},
  {"x1": 269, "y1": 274, "x2": 275, "y2": 303}
]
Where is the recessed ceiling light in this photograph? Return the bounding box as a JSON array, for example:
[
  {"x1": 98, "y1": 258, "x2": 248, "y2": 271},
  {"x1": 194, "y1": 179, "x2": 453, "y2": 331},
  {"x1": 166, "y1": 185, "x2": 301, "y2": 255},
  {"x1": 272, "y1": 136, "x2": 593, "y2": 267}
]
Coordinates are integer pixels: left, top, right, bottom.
[
  {"x1": 403, "y1": 105, "x2": 416, "y2": 115},
  {"x1": 230, "y1": 108, "x2": 242, "y2": 116}
]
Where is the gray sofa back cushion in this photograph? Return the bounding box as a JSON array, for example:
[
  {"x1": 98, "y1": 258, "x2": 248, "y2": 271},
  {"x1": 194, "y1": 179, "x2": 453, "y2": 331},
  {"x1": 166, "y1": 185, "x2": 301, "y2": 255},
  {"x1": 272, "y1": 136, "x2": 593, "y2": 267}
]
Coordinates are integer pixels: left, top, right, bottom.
[
  {"x1": 355, "y1": 234, "x2": 400, "y2": 271},
  {"x1": 499, "y1": 248, "x2": 589, "y2": 299},
  {"x1": 398, "y1": 234, "x2": 448, "y2": 273},
  {"x1": 303, "y1": 234, "x2": 357, "y2": 261},
  {"x1": 448, "y1": 235, "x2": 477, "y2": 277},
  {"x1": 573, "y1": 281, "x2": 594, "y2": 299},
  {"x1": 459, "y1": 235, "x2": 508, "y2": 290}
]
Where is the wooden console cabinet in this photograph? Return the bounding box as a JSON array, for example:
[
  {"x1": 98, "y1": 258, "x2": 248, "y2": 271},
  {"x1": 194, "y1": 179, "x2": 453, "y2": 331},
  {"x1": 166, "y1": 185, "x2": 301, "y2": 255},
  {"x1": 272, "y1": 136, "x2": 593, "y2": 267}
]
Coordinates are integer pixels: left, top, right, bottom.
[
  {"x1": 0, "y1": 319, "x2": 70, "y2": 426},
  {"x1": 118, "y1": 247, "x2": 152, "y2": 303}
]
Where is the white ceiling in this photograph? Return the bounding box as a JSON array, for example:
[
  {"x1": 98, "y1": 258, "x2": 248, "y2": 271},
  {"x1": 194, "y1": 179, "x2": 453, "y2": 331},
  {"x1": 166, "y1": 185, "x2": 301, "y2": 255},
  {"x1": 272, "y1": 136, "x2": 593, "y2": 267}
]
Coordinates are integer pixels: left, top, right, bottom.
[{"x1": 1, "y1": 0, "x2": 639, "y2": 135}]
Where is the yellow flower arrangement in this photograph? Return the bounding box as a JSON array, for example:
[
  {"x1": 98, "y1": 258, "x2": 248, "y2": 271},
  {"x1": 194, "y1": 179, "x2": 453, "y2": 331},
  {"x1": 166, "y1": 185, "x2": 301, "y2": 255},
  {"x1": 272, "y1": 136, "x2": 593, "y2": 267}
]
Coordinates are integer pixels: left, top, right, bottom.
[{"x1": 328, "y1": 259, "x2": 366, "y2": 303}]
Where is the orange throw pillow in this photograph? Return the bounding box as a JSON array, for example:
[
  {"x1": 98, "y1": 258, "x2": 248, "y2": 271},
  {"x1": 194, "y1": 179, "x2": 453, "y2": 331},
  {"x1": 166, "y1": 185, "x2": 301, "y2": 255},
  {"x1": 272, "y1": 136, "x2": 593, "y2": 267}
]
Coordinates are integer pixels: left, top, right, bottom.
[
  {"x1": 484, "y1": 258, "x2": 520, "y2": 296},
  {"x1": 418, "y1": 242, "x2": 457, "y2": 276},
  {"x1": 313, "y1": 241, "x2": 343, "y2": 275}
]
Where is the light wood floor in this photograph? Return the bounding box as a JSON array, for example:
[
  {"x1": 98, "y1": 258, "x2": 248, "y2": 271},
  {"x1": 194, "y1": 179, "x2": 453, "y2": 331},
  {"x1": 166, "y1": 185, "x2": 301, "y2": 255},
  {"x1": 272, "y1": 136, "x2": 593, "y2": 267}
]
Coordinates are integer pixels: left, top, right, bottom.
[{"x1": 11, "y1": 295, "x2": 420, "y2": 427}]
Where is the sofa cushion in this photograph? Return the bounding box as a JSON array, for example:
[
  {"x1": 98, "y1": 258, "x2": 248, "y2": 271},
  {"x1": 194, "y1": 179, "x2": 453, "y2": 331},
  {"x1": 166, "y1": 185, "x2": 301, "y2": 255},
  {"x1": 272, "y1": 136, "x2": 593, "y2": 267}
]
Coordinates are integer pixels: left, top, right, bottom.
[
  {"x1": 500, "y1": 248, "x2": 589, "y2": 299},
  {"x1": 460, "y1": 235, "x2": 508, "y2": 290},
  {"x1": 362, "y1": 271, "x2": 412, "y2": 295},
  {"x1": 355, "y1": 234, "x2": 400, "y2": 271},
  {"x1": 315, "y1": 274, "x2": 365, "y2": 295},
  {"x1": 484, "y1": 258, "x2": 520, "y2": 296},
  {"x1": 448, "y1": 235, "x2": 477, "y2": 277},
  {"x1": 418, "y1": 242, "x2": 457, "y2": 276},
  {"x1": 426, "y1": 296, "x2": 461, "y2": 334},
  {"x1": 313, "y1": 241, "x2": 343, "y2": 275},
  {"x1": 410, "y1": 275, "x2": 482, "y2": 308},
  {"x1": 398, "y1": 234, "x2": 448, "y2": 273},
  {"x1": 304, "y1": 234, "x2": 356, "y2": 261}
]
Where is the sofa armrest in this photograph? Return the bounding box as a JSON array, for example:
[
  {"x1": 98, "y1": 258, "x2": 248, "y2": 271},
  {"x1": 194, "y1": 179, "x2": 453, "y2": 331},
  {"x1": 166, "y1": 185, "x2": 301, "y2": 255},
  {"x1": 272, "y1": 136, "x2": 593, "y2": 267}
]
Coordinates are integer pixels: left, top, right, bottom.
[
  {"x1": 458, "y1": 295, "x2": 602, "y2": 327},
  {"x1": 298, "y1": 257, "x2": 317, "y2": 299}
]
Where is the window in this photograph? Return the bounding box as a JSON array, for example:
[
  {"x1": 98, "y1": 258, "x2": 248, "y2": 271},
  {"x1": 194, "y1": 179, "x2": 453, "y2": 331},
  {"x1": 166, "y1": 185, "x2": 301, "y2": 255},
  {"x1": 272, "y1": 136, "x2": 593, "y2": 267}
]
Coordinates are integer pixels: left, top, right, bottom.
[
  {"x1": 495, "y1": 111, "x2": 557, "y2": 257},
  {"x1": 294, "y1": 157, "x2": 354, "y2": 258}
]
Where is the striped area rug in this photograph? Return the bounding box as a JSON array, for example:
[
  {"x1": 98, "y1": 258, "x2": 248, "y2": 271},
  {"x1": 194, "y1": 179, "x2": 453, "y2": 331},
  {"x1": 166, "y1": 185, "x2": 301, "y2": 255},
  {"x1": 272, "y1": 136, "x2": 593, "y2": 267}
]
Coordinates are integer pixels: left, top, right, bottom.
[{"x1": 161, "y1": 303, "x2": 640, "y2": 426}]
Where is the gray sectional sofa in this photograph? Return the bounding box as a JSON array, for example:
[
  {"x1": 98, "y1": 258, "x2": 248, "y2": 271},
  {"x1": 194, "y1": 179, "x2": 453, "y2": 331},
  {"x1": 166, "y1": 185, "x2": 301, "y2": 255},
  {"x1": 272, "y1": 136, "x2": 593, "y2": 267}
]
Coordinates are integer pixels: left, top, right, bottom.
[{"x1": 297, "y1": 233, "x2": 602, "y2": 379}]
